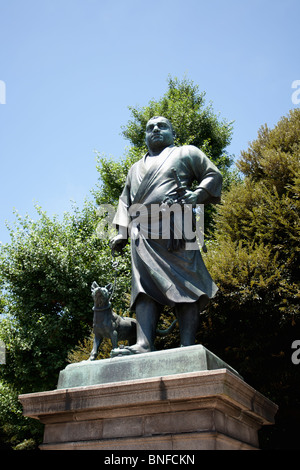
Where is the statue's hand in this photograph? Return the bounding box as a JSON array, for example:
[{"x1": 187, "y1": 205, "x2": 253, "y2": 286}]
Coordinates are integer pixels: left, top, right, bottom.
[
  {"x1": 177, "y1": 190, "x2": 198, "y2": 206},
  {"x1": 177, "y1": 188, "x2": 209, "y2": 205},
  {"x1": 110, "y1": 233, "x2": 128, "y2": 255}
]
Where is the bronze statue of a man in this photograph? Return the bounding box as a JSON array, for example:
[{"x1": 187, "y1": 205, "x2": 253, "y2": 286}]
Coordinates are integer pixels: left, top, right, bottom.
[{"x1": 110, "y1": 116, "x2": 222, "y2": 355}]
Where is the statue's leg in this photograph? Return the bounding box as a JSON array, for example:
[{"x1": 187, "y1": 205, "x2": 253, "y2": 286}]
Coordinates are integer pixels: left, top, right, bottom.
[
  {"x1": 111, "y1": 294, "x2": 160, "y2": 356},
  {"x1": 175, "y1": 302, "x2": 200, "y2": 347},
  {"x1": 134, "y1": 294, "x2": 160, "y2": 353}
]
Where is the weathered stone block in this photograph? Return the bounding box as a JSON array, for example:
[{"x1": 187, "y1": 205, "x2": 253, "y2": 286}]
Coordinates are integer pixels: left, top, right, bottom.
[{"x1": 19, "y1": 365, "x2": 278, "y2": 450}]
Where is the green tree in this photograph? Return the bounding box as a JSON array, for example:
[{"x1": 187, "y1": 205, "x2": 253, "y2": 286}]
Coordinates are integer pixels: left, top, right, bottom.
[
  {"x1": 94, "y1": 76, "x2": 235, "y2": 210},
  {"x1": 0, "y1": 202, "x2": 128, "y2": 392},
  {"x1": 0, "y1": 201, "x2": 131, "y2": 448},
  {"x1": 200, "y1": 108, "x2": 300, "y2": 449}
]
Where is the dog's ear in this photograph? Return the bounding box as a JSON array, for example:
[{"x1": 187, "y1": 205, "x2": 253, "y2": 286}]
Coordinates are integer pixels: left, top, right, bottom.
[
  {"x1": 91, "y1": 281, "x2": 99, "y2": 291},
  {"x1": 106, "y1": 283, "x2": 113, "y2": 293}
]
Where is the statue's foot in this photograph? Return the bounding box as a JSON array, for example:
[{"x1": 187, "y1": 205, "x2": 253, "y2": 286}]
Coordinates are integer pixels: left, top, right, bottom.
[{"x1": 110, "y1": 344, "x2": 152, "y2": 357}]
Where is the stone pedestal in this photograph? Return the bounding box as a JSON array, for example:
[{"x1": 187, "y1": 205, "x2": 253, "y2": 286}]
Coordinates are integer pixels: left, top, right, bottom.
[{"x1": 19, "y1": 346, "x2": 277, "y2": 450}]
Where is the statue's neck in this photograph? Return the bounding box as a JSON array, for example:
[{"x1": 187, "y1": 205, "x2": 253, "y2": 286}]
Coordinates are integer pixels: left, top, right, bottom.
[
  {"x1": 147, "y1": 144, "x2": 174, "y2": 157},
  {"x1": 148, "y1": 149, "x2": 162, "y2": 157}
]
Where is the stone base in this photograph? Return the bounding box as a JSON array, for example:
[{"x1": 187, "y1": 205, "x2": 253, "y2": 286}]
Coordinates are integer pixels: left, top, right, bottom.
[
  {"x1": 57, "y1": 345, "x2": 243, "y2": 389},
  {"x1": 19, "y1": 348, "x2": 278, "y2": 450}
]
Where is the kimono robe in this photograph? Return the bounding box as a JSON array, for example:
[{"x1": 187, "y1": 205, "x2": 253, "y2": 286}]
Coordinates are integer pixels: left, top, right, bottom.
[{"x1": 113, "y1": 144, "x2": 223, "y2": 311}]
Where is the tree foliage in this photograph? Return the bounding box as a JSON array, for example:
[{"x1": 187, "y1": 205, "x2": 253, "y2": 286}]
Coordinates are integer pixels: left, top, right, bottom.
[
  {"x1": 237, "y1": 108, "x2": 300, "y2": 194},
  {"x1": 94, "y1": 76, "x2": 235, "y2": 208},
  {"x1": 0, "y1": 202, "x2": 131, "y2": 448},
  {"x1": 200, "y1": 108, "x2": 300, "y2": 448},
  {"x1": 0, "y1": 203, "x2": 132, "y2": 391}
]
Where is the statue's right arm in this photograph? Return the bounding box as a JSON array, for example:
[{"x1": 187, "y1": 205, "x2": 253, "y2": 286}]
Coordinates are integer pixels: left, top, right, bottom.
[
  {"x1": 110, "y1": 226, "x2": 128, "y2": 254},
  {"x1": 110, "y1": 169, "x2": 133, "y2": 254}
]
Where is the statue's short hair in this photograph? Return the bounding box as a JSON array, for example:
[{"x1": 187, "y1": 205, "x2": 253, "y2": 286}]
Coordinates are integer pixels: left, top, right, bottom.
[{"x1": 147, "y1": 116, "x2": 176, "y2": 136}]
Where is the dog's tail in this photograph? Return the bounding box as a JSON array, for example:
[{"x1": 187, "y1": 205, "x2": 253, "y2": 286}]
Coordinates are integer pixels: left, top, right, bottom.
[{"x1": 156, "y1": 319, "x2": 177, "y2": 337}]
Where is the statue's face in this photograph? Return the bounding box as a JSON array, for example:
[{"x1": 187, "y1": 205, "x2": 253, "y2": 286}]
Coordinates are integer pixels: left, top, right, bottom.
[{"x1": 145, "y1": 117, "x2": 175, "y2": 153}]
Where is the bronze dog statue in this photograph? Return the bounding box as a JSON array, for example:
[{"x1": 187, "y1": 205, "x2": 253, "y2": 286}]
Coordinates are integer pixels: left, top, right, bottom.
[
  {"x1": 89, "y1": 281, "x2": 137, "y2": 360},
  {"x1": 89, "y1": 281, "x2": 178, "y2": 360}
]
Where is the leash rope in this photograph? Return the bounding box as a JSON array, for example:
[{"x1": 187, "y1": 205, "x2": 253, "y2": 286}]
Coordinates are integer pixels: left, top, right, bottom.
[{"x1": 109, "y1": 255, "x2": 119, "y2": 301}]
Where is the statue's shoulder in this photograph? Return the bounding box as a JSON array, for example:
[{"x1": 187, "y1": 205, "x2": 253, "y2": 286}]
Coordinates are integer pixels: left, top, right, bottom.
[
  {"x1": 128, "y1": 157, "x2": 143, "y2": 173},
  {"x1": 187, "y1": 144, "x2": 205, "y2": 154},
  {"x1": 177, "y1": 144, "x2": 206, "y2": 159}
]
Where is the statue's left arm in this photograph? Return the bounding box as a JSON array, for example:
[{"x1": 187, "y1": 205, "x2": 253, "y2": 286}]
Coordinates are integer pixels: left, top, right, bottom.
[{"x1": 177, "y1": 146, "x2": 223, "y2": 206}]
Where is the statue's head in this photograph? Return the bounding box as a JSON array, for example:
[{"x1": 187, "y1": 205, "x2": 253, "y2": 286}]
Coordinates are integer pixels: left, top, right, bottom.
[{"x1": 145, "y1": 116, "x2": 176, "y2": 154}]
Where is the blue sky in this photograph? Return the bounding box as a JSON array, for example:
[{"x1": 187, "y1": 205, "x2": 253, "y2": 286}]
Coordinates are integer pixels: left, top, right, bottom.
[{"x1": 0, "y1": 0, "x2": 299, "y2": 244}]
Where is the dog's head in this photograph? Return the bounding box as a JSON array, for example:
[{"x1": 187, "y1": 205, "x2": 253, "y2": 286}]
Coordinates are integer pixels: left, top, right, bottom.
[{"x1": 91, "y1": 281, "x2": 113, "y2": 308}]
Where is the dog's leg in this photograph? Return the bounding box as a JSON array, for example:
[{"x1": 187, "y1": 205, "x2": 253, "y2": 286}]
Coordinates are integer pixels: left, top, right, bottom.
[
  {"x1": 111, "y1": 328, "x2": 118, "y2": 350},
  {"x1": 89, "y1": 334, "x2": 102, "y2": 361}
]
